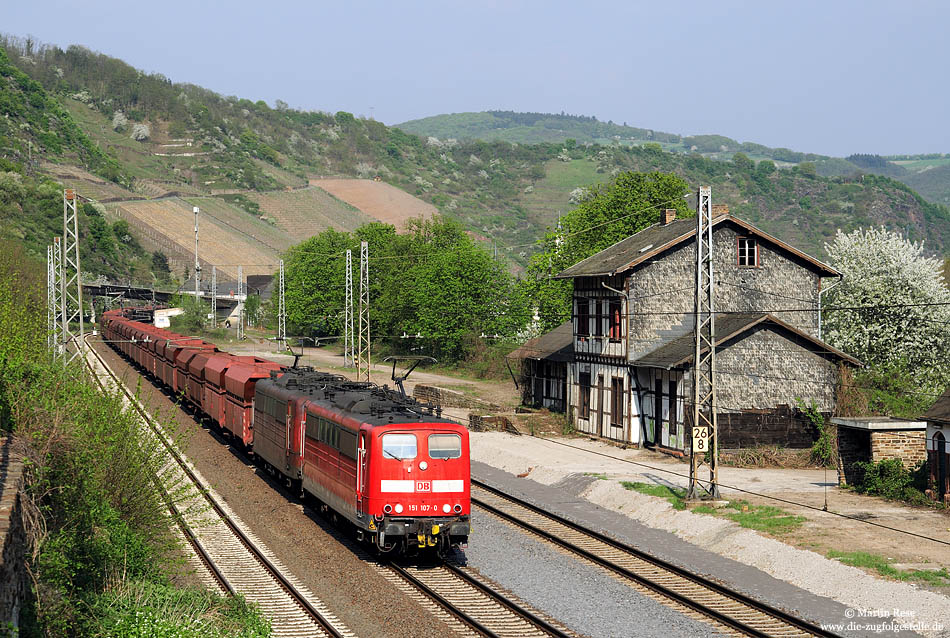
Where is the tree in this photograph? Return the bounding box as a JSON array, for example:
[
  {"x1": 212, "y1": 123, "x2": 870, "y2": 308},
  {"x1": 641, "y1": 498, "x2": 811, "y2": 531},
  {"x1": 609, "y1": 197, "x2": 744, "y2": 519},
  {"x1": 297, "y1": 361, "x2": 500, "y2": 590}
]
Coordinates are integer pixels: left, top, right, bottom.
[
  {"x1": 731, "y1": 152, "x2": 754, "y2": 173},
  {"x1": 755, "y1": 159, "x2": 776, "y2": 179},
  {"x1": 284, "y1": 227, "x2": 353, "y2": 337},
  {"x1": 168, "y1": 293, "x2": 210, "y2": 334},
  {"x1": 282, "y1": 217, "x2": 528, "y2": 362},
  {"x1": 797, "y1": 161, "x2": 817, "y2": 178},
  {"x1": 523, "y1": 171, "x2": 692, "y2": 331},
  {"x1": 244, "y1": 293, "x2": 262, "y2": 327},
  {"x1": 151, "y1": 251, "x2": 171, "y2": 281},
  {"x1": 823, "y1": 227, "x2": 950, "y2": 398}
]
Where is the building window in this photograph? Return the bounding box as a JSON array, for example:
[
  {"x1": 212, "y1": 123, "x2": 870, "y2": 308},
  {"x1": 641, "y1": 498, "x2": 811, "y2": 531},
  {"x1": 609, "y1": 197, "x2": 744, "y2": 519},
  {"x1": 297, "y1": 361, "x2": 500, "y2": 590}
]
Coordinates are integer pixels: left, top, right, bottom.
[
  {"x1": 609, "y1": 299, "x2": 623, "y2": 342},
  {"x1": 737, "y1": 237, "x2": 758, "y2": 267},
  {"x1": 579, "y1": 372, "x2": 591, "y2": 419},
  {"x1": 577, "y1": 297, "x2": 590, "y2": 336},
  {"x1": 668, "y1": 378, "x2": 678, "y2": 437},
  {"x1": 610, "y1": 377, "x2": 624, "y2": 427},
  {"x1": 593, "y1": 299, "x2": 604, "y2": 337}
]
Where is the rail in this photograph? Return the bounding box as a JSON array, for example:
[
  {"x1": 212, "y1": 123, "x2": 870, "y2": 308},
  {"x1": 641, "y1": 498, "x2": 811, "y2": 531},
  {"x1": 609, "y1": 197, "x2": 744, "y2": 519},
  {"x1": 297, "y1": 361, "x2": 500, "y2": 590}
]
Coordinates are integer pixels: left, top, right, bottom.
[
  {"x1": 472, "y1": 479, "x2": 840, "y2": 638},
  {"x1": 83, "y1": 334, "x2": 350, "y2": 638}
]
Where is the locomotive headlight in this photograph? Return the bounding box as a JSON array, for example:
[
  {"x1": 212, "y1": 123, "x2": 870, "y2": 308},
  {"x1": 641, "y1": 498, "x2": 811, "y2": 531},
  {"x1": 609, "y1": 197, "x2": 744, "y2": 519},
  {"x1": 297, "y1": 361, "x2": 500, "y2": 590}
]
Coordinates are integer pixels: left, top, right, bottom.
[
  {"x1": 383, "y1": 504, "x2": 392, "y2": 514},
  {"x1": 394, "y1": 503, "x2": 404, "y2": 514},
  {"x1": 419, "y1": 461, "x2": 428, "y2": 470},
  {"x1": 454, "y1": 504, "x2": 462, "y2": 513},
  {"x1": 442, "y1": 503, "x2": 451, "y2": 513}
]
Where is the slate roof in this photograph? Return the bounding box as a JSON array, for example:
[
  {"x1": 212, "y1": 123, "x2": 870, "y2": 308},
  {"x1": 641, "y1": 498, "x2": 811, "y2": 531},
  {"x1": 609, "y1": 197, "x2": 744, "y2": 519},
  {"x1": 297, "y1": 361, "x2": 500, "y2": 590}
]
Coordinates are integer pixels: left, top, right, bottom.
[
  {"x1": 924, "y1": 387, "x2": 950, "y2": 425},
  {"x1": 633, "y1": 312, "x2": 861, "y2": 369},
  {"x1": 556, "y1": 215, "x2": 839, "y2": 279},
  {"x1": 507, "y1": 321, "x2": 574, "y2": 362}
]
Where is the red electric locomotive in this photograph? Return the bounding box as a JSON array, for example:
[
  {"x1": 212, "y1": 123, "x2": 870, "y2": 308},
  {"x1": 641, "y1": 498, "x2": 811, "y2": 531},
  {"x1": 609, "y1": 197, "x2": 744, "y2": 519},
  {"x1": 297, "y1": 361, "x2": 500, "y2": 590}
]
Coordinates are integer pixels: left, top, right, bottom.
[
  {"x1": 252, "y1": 368, "x2": 471, "y2": 555},
  {"x1": 99, "y1": 309, "x2": 471, "y2": 556}
]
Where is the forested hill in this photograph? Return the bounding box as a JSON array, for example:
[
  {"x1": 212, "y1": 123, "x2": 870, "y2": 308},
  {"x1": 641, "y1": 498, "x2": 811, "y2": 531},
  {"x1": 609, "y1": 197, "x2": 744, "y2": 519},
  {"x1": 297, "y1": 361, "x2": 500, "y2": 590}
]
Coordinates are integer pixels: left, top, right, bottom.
[
  {"x1": 0, "y1": 45, "x2": 155, "y2": 279},
  {"x1": 2, "y1": 35, "x2": 950, "y2": 267},
  {"x1": 396, "y1": 110, "x2": 829, "y2": 163},
  {"x1": 399, "y1": 111, "x2": 950, "y2": 210}
]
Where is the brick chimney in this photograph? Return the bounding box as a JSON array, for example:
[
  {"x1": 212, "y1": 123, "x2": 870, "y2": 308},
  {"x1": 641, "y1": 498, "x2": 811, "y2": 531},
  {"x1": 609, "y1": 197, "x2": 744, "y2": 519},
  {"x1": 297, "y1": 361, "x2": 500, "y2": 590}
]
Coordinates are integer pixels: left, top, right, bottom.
[
  {"x1": 661, "y1": 209, "x2": 677, "y2": 225},
  {"x1": 711, "y1": 204, "x2": 730, "y2": 217}
]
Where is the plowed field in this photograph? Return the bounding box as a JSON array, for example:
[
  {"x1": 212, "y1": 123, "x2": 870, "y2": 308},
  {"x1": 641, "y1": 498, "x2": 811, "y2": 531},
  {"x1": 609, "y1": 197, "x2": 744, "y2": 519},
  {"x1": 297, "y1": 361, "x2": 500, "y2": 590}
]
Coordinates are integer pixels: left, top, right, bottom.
[{"x1": 310, "y1": 178, "x2": 436, "y2": 229}]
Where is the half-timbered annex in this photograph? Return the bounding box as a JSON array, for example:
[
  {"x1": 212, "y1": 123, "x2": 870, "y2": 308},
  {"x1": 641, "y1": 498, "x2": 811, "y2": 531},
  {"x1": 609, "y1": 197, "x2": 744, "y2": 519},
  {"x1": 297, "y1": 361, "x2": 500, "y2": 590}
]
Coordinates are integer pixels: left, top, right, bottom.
[
  {"x1": 508, "y1": 321, "x2": 572, "y2": 412},
  {"x1": 526, "y1": 206, "x2": 860, "y2": 452}
]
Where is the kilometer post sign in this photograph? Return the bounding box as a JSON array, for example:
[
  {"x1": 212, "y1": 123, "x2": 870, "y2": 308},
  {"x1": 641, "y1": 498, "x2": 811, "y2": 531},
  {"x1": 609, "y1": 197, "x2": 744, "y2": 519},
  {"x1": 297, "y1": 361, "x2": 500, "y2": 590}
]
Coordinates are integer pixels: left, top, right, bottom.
[{"x1": 691, "y1": 426, "x2": 709, "y2": 453}]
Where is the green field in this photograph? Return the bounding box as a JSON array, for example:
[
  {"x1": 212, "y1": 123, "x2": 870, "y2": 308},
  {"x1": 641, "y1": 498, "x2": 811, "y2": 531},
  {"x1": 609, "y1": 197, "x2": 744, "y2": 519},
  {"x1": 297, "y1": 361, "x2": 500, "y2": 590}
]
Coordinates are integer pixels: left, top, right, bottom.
[
  {"x1": 520, "y1": 158, "x2": 606, "y2": 228},
  {"x1": 893, "y1": 158, "x2": 950, "y2": 171}
]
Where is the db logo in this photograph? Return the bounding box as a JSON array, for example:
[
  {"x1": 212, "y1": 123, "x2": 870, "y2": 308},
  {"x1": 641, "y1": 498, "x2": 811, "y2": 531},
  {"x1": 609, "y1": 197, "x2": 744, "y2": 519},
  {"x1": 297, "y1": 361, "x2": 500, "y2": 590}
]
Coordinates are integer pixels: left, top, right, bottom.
[{"x1": 415, "y1": 481, "x2": 431, "y2": 492}]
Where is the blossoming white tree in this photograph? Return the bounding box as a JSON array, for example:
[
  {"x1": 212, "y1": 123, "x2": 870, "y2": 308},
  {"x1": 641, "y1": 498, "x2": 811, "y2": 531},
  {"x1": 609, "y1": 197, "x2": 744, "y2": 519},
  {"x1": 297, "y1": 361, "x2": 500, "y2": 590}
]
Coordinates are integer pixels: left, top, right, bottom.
[{"x1": 823, "y1": 227, "x2": 950, "y2": 395}]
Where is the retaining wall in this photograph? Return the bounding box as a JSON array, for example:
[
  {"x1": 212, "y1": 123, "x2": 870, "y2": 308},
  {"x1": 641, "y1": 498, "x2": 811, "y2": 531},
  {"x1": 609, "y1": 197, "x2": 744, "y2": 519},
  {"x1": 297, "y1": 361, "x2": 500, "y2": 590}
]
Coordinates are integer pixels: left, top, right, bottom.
[
  {"x1": 0, "y1": 437, "x2": 27, "y2": 630},
  {"x1": 413, "y1": 384, "x2": 501, "y2": 412}
]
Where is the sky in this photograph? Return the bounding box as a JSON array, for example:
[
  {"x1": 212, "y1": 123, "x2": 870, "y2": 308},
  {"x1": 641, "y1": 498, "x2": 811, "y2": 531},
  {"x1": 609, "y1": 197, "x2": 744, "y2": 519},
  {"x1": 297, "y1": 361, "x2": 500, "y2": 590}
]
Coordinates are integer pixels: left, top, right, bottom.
[{"x1": 5, "y1": 1, "x2": 948, "y2": 157}]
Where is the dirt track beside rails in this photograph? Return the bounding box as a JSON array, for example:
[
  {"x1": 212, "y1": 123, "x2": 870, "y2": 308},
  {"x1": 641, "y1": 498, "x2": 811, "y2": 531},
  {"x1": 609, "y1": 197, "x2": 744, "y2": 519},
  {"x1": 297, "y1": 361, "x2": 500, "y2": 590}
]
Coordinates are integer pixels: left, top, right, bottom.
[{"x1": 91, "y1": 337, "x2": 456, "y2": 638}]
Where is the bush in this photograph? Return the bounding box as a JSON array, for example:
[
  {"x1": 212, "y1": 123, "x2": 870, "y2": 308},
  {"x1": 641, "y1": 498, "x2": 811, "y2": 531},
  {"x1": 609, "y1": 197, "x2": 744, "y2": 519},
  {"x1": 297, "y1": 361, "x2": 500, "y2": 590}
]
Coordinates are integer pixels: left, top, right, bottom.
[
  {"x1": 851, "y1": 458, "x2": 931, "y2": 505},
  {"x1": 0, "y1": 244, "x2": 270, "y2": 636}
]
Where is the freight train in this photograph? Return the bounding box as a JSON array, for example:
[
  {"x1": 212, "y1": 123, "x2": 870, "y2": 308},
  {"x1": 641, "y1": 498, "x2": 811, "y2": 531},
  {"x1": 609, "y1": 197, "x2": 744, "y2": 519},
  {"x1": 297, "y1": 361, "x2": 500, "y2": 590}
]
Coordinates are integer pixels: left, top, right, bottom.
[{"x1": 100, "y1": 308, "x2": 471, "y2": 555}]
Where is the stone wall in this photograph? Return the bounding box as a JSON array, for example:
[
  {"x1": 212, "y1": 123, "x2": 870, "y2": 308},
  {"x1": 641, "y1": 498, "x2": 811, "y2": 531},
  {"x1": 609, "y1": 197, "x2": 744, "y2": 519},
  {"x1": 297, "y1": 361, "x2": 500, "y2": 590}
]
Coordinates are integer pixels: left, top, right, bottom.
[
  {"x1": 0, "y1": 437, "x2": 27, "y2": 630},
  {"x1": 626, "y1": 221, "x2": 822, "y2": 361},
  {"x1": 717, "y1": 404, "x2": 825, "y2": 449},
  {"x1": 468, "y1": 414, "x2": 519, "y2": 434},
  {"x1": 870, "y1": 431, "x2": 926, "y2": 467},
  {"x1": 837, "y1": 428, "x2": 926, "y2": 485},
  {"x1": 413, "y1": 384, "x2": 501, "y2": 412},
  {"x1": 716, "y1": 327, "x2": 837, "y2": 412}
]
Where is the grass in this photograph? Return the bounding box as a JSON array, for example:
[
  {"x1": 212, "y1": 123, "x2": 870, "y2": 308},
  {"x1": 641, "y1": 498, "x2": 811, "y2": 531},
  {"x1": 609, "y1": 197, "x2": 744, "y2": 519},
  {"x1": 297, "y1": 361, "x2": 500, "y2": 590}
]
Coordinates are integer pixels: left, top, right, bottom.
[
  {"x1": 827, "y1": 551, "x2": 950, "y2": 587},
  {"x1": 620, "y1": 482, "x2": 806, "y2": 533},
  {"x1": 621, "y1": 481, "x2": 688, "y2": 510},
  {"x1": 584, "y1": 472, "x2": 608, "y2": 481},
  {"x1": 520, "y1": 158, "x2": 604, "y2": 226},
  {"x1": 892, "y1": 158, "x2": 950, "y2": 171},
  {"x1": 715, "y1": 500, "x2": 806, "y2": 534}
]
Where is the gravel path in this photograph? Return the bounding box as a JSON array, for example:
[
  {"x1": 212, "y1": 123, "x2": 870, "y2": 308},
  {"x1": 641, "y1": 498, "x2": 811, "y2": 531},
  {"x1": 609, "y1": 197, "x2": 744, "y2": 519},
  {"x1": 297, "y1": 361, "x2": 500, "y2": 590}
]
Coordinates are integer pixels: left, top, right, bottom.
[{"x1": 463, "y1": 510, "x2": 724, "y2": 638}]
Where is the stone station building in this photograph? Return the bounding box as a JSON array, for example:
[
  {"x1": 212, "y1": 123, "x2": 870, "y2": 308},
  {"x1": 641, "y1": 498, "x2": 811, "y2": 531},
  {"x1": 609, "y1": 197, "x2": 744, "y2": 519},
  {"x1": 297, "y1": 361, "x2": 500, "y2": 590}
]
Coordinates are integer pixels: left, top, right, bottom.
[{"x1": 518, "y1": 206, "x2": 860, "y2": 453}]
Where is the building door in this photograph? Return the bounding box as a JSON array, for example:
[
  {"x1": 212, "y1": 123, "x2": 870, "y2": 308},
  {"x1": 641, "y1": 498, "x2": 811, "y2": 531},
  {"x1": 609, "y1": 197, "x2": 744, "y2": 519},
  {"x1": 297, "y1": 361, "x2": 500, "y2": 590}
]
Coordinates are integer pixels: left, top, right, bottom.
[
  {"x1": 597, "y1": 374, "x2": 605, "y2": 437},
  {"x1": 668, "y1": 378, "x2": 678, "y2": 449},
  {"x1": 656, "y1": 377, "x2": 666, "y2": 447},
  {"x1": 533, "y1": 362, "x2": 543, "y2": 408},
  {"x1": 938, "y1": 432, "x2": 947, "y2": 501}
]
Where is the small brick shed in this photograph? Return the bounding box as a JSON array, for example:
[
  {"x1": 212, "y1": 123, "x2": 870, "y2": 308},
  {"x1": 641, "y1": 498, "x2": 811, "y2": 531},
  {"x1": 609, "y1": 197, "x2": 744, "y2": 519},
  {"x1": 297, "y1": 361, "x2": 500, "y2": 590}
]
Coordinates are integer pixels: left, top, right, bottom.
[{"x1": 833, "y1": 417, "x2": 927, "y2": 486}]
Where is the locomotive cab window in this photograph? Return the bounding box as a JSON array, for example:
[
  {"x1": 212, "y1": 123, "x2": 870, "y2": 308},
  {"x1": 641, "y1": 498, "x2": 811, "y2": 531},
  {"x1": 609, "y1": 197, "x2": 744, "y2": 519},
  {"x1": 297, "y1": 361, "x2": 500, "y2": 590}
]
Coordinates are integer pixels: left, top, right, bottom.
[
  {"x1": 737, "y1": 237, "x2": 758, "y2": 267},
  {"x1": 428, "y1": 433, "x2": 462, "y2": 459},
  {"x1": 381, "y1": 433, "x2": 417, "y2": 460}
]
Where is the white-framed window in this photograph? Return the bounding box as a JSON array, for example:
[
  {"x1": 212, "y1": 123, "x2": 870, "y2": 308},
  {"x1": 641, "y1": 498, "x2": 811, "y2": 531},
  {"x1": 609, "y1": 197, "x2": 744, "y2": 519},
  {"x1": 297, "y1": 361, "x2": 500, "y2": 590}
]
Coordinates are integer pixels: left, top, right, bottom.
[{"x1": 737, "y1": 236, "x2": 758, "y2": 267}]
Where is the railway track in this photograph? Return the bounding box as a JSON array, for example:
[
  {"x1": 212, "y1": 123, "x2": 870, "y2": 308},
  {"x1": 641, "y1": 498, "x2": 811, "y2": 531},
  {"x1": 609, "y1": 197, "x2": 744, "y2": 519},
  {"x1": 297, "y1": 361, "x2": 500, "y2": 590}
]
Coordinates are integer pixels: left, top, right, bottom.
[
  {"x1": 472, "y1": 480, "x2": 840, "y2": 638},
  {"x1": 379, "y1": 560, "x2": 576, "y2": 638},
  {"x1": 82, "y1": 336, "x2": 353, "y2": 638}
]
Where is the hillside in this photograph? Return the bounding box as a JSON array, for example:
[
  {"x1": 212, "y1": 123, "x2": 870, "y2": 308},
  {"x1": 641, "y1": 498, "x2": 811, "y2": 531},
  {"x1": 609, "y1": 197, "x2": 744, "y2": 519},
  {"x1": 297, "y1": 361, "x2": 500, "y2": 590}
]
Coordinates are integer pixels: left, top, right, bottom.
[
  {"x1": 0, "y1": 47, "x2": 157, "y2": 280},
  {"x1": 2, "y1": 37, "x2": 950, "y2": 276},
  {"x1": 397, "y1": 111, "x2": 829, "y2": 163},
  {"x1": 518, "y1": 149, "x2": 950, "y2": 259},
  {"x1": 400, "y1": 111, "x2": 950, "y2": 214}
]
